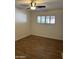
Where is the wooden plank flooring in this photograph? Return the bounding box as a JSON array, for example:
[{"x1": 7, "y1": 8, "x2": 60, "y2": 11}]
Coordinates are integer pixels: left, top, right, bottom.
[{"x1": 15, "y1": 35, "x2": 63, "y2": 59}]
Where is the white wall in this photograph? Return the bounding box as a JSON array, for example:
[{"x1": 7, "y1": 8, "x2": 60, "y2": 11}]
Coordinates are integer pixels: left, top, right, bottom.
[
  {"x1": 31, "y1": 9, "x2": 63, "y2": 40},
  {"x1": 15, "y1": 9, "x2": 63, "y2": 40},
  {"x1": 15, "y1": 8, "x2": 31, "y2": 40}
]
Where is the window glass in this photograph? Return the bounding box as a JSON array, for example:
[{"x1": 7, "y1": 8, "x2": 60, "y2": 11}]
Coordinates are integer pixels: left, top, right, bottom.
[
  {"x1": 41, "y1": 16, "x2": 45, "y2": 23},
  {"x1": 46, "y1": 16, "x2": 50, "y2": 24},
  {"x1": 37, "y1": 16, "x2": 41, "y2": 23},
  {"x1": 50, "y1": 16, "x2": 55, "y2": 24}
]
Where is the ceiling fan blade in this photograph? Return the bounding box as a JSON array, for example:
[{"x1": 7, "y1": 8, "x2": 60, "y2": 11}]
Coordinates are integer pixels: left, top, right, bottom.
[
  {"x1": 26, "y1": 8, "x2": 30, "y2": 9},
  {"x1": 26, "y1": 6, "x2": 46, "y2": 10},
  {"x1": 36, "y1": 6, "x2": 46, "y2": 8}
]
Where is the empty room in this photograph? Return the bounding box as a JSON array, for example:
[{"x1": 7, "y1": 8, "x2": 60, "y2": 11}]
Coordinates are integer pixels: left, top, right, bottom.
[{"x1": 15, "y1": 0, "x2": 63, "y2": 59}]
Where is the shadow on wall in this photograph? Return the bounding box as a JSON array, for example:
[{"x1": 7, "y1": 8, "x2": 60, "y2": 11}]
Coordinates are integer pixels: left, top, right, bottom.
[{"x1": 15, "y1": 8, "x2": 27, "y2": 23}]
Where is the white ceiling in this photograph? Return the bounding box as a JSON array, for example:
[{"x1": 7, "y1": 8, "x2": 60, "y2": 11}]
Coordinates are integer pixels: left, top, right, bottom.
[{"x1": 16, "y1": 0, "x2": 63, "y2": 10}]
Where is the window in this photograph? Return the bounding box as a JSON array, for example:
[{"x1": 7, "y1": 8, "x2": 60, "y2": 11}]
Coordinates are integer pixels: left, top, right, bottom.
[
  {"x1": 46, "y1": 16, "x2": 50, "y2": 24},
  {"x1": 37, "y1": 16, "x2": 55, "y2": 24},
  {"x1": 41, "y1": 16, "x2": 45, "y2": 23},
  {"x1": 37, "y1": 16, "x2": 41, "y2": 23},
  {"x1": 50, "y1": 16, "x2": 55, "y2": 24}
]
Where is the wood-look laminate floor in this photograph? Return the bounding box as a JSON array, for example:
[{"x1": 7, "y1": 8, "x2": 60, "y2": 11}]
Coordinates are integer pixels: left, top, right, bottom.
[{"x1": 15, "y1": 35, "x2": 63, "y2": 59}]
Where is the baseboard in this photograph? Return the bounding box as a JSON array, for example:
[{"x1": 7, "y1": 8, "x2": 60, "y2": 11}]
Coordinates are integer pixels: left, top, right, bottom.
[
  {"x1": 32, "y1": 34, "x2": 63, "y2": 40},
  {"x1": 15, "y1": 34, "x2": 63, "y2": 41},
  {"x1": 15, "y1": 35, "x2": 31, "y2": 41}
]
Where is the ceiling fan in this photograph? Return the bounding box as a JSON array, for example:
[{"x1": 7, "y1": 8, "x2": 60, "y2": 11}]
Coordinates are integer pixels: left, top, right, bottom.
[{"x1": 16, "y1": 0, "x2": 46, "y2": 10}]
